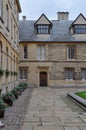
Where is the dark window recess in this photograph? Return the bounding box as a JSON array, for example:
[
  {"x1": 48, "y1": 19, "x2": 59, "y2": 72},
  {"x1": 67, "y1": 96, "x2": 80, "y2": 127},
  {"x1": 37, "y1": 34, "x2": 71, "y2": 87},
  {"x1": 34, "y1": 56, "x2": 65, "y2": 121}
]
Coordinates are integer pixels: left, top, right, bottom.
[
  {"x1": 37, "y1": 25, "x2": 50, "y2": 34},
  {"x1": 74, "y1": 25, "x2": 86, "y2": 34},
  {"x1": 24, "y1": 46, "x2": 28, "y2": 58}
]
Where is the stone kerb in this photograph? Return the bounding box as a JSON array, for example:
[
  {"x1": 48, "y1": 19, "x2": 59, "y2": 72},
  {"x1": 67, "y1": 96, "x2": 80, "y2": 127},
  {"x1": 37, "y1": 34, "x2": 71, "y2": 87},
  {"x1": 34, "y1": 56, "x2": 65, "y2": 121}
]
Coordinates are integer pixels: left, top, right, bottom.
[{"x1": 67, "y1": 93, "x2": 86, "y2": 110}]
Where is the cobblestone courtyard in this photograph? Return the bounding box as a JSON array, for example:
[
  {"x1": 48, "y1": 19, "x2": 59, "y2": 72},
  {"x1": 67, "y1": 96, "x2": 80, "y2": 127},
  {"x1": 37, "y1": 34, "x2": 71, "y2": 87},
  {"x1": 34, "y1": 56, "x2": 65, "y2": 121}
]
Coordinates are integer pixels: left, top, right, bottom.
[
  {"x1": 1, "y1": 87, "x2": 86, "y2": 130},
  {"x1": 0, "y1": 88, "x2": 33, "y2": 130}
]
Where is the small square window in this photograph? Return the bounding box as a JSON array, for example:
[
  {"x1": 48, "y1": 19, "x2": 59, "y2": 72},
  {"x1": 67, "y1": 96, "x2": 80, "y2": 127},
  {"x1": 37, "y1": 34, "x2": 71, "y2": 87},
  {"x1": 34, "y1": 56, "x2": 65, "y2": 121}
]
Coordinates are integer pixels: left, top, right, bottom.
[{"x1": 65, "y1": 68, "x2": 74, "y2": 80}]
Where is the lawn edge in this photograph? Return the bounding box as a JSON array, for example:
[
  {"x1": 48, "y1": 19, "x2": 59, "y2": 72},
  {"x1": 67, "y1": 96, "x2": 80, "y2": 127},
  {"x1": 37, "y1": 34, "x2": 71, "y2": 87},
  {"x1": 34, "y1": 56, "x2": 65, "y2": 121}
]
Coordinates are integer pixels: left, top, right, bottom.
[{"x1": 67, "y1": 93, "x2": 86, "y2": 110}]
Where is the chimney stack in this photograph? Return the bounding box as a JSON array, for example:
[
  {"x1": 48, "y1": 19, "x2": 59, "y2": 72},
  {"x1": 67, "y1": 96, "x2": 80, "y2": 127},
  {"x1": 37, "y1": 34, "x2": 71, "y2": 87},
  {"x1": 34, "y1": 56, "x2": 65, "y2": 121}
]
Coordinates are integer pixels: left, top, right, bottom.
[
  {"x1": 57, "y1": 12, "x2": 69, "y2": 21},
  {"x1": 22, "y1": 16, "x2": 26, "y2": 20}
]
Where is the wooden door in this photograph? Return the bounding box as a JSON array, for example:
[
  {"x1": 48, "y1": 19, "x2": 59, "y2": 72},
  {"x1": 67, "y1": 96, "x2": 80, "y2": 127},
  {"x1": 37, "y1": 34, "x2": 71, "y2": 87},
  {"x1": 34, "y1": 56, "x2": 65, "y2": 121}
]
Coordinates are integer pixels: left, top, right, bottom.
[{"x1": 40, "y1": 72, "x2": 47, "y2": 86}]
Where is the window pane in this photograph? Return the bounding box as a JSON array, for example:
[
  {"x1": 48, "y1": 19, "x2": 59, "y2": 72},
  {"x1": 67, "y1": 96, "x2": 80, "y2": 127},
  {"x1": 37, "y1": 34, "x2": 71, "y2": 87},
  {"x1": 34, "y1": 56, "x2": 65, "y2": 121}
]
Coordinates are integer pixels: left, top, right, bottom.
[
  {"x1": 19, "y1": 70, "x2": 23, "y2": 79},
  {"x1": 0, "y1": 0, "x2": 2, "y2": 17},
  {"x1": 81, "y1": 69, "x2": 86, "y2": 80},
  {"x1": 24, "y1": 46, "x2": 28, "y2": 58},
  {"x1": 65, "y1": 68, "x2": 74, "y2": 80},
  {"x1": 37, "y1": 45, "x2": 46, "y2": 61},
  {"x1": 19, "y1": 68, "x2": 28, "y2": 79},
  {"x1": 67, "y1": 45, "x2": 76, "y2": 59},
  {"x1": 37, "y1": 25, "x2": 49, "y2": 34},
  {"x1": 74, "y1": 25, "x2": 86, "y2": 34},
  {"x1": 24, "y1": 69, "x2": 27, "y2": 79},
  {"x1": 6, "y1": 5, "x2": 9, "y2": 27}
]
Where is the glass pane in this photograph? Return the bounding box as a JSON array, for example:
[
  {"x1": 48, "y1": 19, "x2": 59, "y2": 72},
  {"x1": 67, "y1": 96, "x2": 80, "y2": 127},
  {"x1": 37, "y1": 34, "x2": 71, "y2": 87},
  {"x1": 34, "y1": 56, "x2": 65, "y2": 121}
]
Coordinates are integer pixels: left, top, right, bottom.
[
  {"x1": 0, "y1": 0, "x2": 2, "y2": 17},
  {"x1": 67, "y1": 46, "x2": 75, "y2": 59},
  {"x1": 37, "y1": 25, "x2": 49, "y2": 34},
  {"x1": 42, "y1": 54, "x2": 45, "y2": 60},
  {"x1": 65, "y1": 69, "x2": 73, "y2": 80},
  {"x1": 24, "y1": 69, "x2": 27, "y2": 79},
  {"x1": 75, "y1": 25, "x2": 86, "y2": 34},
  {"x1": 24, "y1": 46, "x2": 28, "y2": 58},
  {"x1": 19, "y1": 70, "x2": 23, "y2": 79},
  {"x1": 81, "y1": 69, "x2": 86, "y2": 80},
  {"x1": 37, "y1": 54, "x2": 41, "y2": 60}
]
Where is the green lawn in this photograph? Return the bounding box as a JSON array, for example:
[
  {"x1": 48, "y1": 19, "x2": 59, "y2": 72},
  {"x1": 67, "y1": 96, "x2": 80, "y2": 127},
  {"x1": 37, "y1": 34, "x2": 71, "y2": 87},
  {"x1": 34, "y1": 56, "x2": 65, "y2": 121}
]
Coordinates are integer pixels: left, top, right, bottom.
[{"x1": 75, "y1": 91, "x2": 86, "y2": 99}]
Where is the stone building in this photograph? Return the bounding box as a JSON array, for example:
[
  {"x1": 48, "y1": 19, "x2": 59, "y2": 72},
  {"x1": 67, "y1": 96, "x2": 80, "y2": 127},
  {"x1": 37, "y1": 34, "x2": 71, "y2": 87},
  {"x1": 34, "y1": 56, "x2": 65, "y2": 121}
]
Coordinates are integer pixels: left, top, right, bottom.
[
  {"x1": 19, "y1": 12, "x2": 86, "y2": 87},
  {"x1": 0, "y1": 0, "x2": 21, "y2": 93}
]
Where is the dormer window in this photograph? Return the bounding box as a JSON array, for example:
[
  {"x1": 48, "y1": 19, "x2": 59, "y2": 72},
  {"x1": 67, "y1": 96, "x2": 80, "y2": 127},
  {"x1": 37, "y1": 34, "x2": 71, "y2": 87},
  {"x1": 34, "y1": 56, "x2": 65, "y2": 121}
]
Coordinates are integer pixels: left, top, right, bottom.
[
  {"x1": 34, "y1": 14, "x2": 52, "y2": 35},
  {"x1": 74, "y1": 25, "x2": 86, "y2": 34},
  {"x1": 37, "y1": 25, "x2": 50, "y2": 34}
]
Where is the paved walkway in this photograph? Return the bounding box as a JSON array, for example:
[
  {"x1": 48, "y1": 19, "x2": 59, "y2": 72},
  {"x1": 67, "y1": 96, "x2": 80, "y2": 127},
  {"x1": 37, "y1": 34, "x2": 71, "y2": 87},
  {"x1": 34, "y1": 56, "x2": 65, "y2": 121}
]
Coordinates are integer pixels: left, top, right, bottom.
[{"x1": 21, "y1": 87, "x2": 86, "y2": 130}]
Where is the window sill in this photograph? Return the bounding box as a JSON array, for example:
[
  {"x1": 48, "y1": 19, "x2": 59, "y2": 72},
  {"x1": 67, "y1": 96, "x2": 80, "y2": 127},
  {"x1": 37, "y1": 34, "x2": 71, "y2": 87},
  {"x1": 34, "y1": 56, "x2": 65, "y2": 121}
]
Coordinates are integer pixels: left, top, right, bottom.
[
  {"x1": 67, "y1": 59, "x2": 76, "y2": 61},
  {"x1": 81, "y1": 79, "x2": 86, "y2": 81},
  {"x1": 37, "y1": 60, "x2": 46, "y2": 61},
  {"x1": 19, "y1": 79, "x2": 27, "y2": 80},
  {"x1": 65, "y1": 79, "x2": 73, "y2": 81},
  {"x1": 74, "y1": 33, "x2": 86, "y2": 34},
  {"x1": 23, "y1": 58, "x2": 28, "y2": 60},
  {"x1": 36, "y1": 33, "x2": 50, "y2": 35}
]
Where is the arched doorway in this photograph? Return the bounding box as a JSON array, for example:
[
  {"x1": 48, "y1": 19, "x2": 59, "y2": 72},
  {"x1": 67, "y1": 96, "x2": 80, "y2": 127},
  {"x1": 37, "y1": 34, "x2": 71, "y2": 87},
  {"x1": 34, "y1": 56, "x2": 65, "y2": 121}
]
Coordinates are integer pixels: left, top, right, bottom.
[{"x1": 40, "y1": 72, "x2": 47, "y2": 86}]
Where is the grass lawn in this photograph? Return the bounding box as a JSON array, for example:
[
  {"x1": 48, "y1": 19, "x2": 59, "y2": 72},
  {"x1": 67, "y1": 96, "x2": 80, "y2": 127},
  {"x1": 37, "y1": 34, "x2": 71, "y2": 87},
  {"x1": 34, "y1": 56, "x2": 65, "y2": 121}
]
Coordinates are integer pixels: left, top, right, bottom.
[{"x1": 75, "y1": 91, "x2": 86, "y2": 99}]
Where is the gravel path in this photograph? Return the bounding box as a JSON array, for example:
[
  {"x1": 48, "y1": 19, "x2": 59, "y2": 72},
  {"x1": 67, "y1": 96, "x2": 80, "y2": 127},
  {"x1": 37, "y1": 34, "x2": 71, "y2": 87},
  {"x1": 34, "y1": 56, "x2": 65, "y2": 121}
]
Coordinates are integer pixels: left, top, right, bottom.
[{"x1": 0, "y1": 88, "x2": 33, "y2": 130}]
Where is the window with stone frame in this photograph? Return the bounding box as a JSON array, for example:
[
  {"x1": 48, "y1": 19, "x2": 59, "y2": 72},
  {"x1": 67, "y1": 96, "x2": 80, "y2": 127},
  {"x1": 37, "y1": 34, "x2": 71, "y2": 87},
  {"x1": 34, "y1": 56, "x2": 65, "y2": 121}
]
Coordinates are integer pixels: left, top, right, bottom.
[
  {"x1": 37, "y1": 45, "x2": 46, "y2": 61},
  {"x1": 19, "y1": 68, "x2": 28, "y2": 79},
  {"x1": 65, "y1": 68, "x2": 75, "y2": 80},
  {"x1": 24, "y1": 46, "x2": 28, "y2": 59},
  {"x1": 11, "y1": 18, "x2": 13, "y2": 39},
  {"x1": 37, "y1": 25, "x2": 50, "y2": 34},
  {"x1": 14, "y1": 25, "x2": 16, "y2": 43},
  {"x1": 74, "y1": 25, "x2": 86, "y2": 34},
  {"x1": 6, "y1": 5, "x2": 9, "y2": 28},
  {"x1": 0, "y1": 0, "x2": 2, "y2": 18},
  {"x1": 81, "y1": 68, "x2": 86, "y2": 80},
  {"x1": 6, "y1": 47, "x2": 8, "y2": 70},
  {"x1": 67, "y1": 45, "x2": 76, "y2": 59}
]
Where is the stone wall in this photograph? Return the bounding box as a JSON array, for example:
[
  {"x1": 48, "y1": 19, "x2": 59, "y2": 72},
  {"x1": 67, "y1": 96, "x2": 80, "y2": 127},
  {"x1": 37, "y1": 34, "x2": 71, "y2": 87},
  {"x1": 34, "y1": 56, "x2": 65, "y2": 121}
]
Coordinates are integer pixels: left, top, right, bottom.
[{"x1": 19, "y1": 42, "x2": 86, "y2": 87}]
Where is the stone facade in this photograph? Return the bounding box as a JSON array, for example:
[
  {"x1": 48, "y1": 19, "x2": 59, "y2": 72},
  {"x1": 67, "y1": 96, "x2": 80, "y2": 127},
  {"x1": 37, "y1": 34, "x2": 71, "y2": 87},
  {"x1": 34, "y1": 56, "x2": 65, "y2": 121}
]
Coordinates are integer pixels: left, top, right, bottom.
[
  {"x1": 19, "y1": 13, "x2": 86, "y2": 87},
  {"x1": 19, "y1": 42, "x2": 86, "y2": 87},
  {"x1": 0, "y1": 0, "x2": 21, "y2": 93}
]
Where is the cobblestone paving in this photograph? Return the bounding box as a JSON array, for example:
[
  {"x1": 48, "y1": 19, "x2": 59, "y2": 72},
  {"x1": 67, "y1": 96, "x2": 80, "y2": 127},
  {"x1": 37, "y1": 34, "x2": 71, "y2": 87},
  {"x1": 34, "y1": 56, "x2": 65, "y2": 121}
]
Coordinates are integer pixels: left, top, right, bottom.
[
  {"x1": 0, "y1": 88, "x2": 33, "y2": 130},
  {"x1": 21, "y1": 87, "x2": 86, "y2": 130}
]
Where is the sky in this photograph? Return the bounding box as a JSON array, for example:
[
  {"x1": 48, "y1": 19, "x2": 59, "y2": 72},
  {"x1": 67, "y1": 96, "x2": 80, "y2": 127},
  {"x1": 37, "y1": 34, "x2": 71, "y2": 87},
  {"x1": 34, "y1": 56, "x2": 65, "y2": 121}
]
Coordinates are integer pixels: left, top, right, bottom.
[{"x1": 19, "y1": 0, "x2": 86, "y2": 20}]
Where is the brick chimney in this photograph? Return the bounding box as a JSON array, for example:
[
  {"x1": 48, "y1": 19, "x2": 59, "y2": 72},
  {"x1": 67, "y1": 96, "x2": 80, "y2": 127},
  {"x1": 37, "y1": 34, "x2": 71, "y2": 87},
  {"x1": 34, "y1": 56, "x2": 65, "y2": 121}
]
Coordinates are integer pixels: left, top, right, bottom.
[
  {"x1": 22, "y1": 16, "x2": 26, "y2": 20},
  {"x1": 57, "y1": 12, "x2": 69, "y2": 20}
]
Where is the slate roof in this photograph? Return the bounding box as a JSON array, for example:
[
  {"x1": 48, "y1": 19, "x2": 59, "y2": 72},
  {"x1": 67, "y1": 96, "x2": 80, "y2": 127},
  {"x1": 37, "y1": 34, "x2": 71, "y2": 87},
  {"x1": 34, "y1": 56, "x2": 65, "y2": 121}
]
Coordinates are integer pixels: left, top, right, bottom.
[{"x1": 19, "y1": 20, "x2": 80, "y2": 42}]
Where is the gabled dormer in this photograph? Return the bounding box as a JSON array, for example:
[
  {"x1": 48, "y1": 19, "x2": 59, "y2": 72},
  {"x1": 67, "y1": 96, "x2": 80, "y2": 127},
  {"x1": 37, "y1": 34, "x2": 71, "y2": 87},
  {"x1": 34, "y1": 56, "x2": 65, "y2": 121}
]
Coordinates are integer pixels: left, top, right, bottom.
[
  {"x1": 70, "y1": 14, "x2": 86, "y2": 36},
  {"x1": 34, "y1": 14, "x2": 52, "y2": 35}
]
